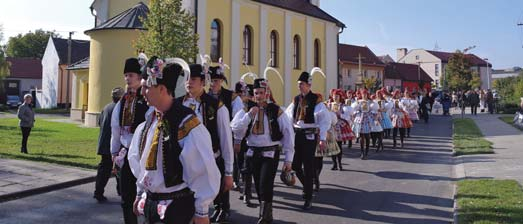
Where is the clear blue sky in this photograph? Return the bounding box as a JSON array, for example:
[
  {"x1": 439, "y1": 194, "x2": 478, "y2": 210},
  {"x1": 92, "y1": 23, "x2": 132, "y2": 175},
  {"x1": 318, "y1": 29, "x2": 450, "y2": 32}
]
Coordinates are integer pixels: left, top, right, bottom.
[
  {"x1": 322, "y1": 0, "x2": 523, "y2": 69},
  {"x1": 1, "y1": 0, "x2": 523, "y2": 69}
]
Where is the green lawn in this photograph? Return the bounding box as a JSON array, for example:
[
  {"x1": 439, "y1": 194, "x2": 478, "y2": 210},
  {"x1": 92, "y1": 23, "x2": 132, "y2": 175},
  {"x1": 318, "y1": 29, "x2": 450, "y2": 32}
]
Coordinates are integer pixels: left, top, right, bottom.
[
  {"x1": 499, "y1": 116, "x2": 523, "y2": 131},
  {"x1": 457, "y1": 179, "x2": 523, "y2": 224},
  {"x1": 0, "y1": 118, "x2": 100, "y2": 169},
  {"x1": 453, "y1": 118, "x2": 493, "y2": 156}
]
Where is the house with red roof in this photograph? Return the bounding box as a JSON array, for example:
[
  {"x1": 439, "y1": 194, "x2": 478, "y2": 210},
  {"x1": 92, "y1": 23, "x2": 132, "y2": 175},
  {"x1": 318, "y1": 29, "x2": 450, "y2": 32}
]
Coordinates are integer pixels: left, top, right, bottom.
[
  {"x1": 338, "y1": 44, "x2": 386, "y2": 90},
  {"x1": 397, "y1": 48, "x2": 492, "y2": 90},
  {"x1": 1, "y1": 57, "x2": 42, "y2": 106}
]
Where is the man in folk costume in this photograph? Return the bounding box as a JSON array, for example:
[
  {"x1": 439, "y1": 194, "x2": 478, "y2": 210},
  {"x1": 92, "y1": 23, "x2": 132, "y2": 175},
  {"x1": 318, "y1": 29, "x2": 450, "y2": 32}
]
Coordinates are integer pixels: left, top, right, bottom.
[
  {"x1": 285, "y1": 70, "x2": 331, "y2": 210},
  {"x1": 232, "y1": 77, "x2": 256, "y2": 206},
  {"x1": 128, "y1": 56, "x2": 220, "y2": 224},
  {"x1": 175, "y1": 61, "x2": 234, "y2": 223},
  {"x1": 231, "y1": 78, "x2": 294, "y2": 223},
  {"x1": 208, "y1": 59, "x2": 244, "y2": 191},
  {"x1": 111, "y1": 57, "x2": 151, "y2": 224}
]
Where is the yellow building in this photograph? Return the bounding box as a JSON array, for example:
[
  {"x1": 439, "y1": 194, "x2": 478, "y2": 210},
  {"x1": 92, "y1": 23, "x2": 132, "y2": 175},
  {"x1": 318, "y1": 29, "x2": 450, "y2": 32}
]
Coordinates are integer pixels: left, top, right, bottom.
[{"x1": 82, "y1": 0, "x2": 345, "y2": 127}]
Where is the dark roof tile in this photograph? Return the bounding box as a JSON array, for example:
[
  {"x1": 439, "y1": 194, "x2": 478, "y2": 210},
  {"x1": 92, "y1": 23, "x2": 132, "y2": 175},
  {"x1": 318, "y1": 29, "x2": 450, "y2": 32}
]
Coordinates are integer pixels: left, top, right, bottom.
[
  {"x1": 51, "y1": 38, "x2": 90, "y2": 65},
  {"x1": 253, "y1": 0, "x2": 345, "y2": 28},
  {"x1": 426, "y1": 50, "x2": 491, "y2": 67},
  {"x1": 385, "y1": 62, "x2": 433, "y2": 82},
  {"x1": 6, "y1": 57, "x2": 42, "y2": 79},
  {"x1": 339, "y1": 44, "x2": 385, "y2": 66},
  {"x1": 85, "y1": 2, "x2": 149, "y2": 33}
]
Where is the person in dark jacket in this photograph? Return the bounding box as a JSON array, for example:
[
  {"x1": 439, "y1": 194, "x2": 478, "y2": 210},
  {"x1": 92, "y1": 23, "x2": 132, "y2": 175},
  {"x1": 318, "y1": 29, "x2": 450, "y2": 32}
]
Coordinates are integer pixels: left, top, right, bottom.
[
  {"x1": 17, "y1": 94, "x2": 35, "y2": 154},
  {"x1": 420, "y1": 93, "x2": 430, "y2": 123},
  {"x1": 469, "y1": 90, "x2": 480, "y2": 115},
  {"x1": 93, "y1": 87, "x2": 124, "y2": 202}
]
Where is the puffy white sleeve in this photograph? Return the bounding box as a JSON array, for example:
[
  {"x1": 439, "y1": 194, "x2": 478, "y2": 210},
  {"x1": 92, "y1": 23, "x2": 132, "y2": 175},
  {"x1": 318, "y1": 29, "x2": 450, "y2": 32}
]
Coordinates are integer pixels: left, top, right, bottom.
[
  {"x1": 341, "y1": 104, "x2": 354, "y2": 121},
  {"x1": 231, "y1": 96, "x2": 244, "y2": 118},
  {"x1": 179, "y1": 118, "x2": 220, "y2": 218},
  {"x1": 330, "y1": 111, "x2": 338, "y2": 126},
  {"x1": 230, "y1": 109, "x2": 251, "y2": 142},
  {"x1": 285, "y1": 102, "x2": 295, "y2": 122},
  {"x1": 384, "y1": 101, "x2": 393, "y2": 111},
  {"x1": 278, "y1": 111, "x2": 295, "y2": 163},
  {"x1": 110, "y1": 101, "x2": 122, "y2": 155},
  {"x1": 128, "y1": 122, "x2": 146, "y2": 193},
  {"x1": 217, "y1": 106, "x2": 234, "y2": 175},
  {"x1": 314, "y1": 103, "x2": 331, "y2": 141}
]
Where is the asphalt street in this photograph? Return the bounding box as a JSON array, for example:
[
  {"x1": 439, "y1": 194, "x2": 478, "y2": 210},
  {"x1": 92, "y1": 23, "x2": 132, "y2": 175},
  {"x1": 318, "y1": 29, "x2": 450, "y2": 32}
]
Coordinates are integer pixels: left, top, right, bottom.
[{"x1": 0, "y1": 114, "x2": 455, "y2": 224}]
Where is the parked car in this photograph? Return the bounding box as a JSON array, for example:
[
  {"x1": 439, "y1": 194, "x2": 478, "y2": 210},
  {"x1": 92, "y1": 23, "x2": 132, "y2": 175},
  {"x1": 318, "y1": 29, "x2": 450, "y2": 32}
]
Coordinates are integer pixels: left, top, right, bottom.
[{"x1": 6, "y1": 95, "x2": 22, "y2": 109}]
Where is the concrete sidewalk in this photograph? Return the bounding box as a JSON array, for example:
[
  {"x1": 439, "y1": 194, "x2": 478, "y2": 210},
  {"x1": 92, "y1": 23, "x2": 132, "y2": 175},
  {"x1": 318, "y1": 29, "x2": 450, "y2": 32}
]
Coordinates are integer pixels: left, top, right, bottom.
[
  {"x1": 454, "y1": 113, "x2": 523, "y2": 184},
  {"x1": 0, "y1": 158, "x2": 96, "y2": 202}
]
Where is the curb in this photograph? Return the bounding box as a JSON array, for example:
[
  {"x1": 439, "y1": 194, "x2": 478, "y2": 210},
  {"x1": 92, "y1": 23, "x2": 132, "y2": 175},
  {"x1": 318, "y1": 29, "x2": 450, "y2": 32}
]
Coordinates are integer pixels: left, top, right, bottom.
[
  {"x1": 0, "y1": 176, "x2": 96, "y2": 203},
  {"x1": 451, "y1": 117, "x2": 466, "y2": 224}
]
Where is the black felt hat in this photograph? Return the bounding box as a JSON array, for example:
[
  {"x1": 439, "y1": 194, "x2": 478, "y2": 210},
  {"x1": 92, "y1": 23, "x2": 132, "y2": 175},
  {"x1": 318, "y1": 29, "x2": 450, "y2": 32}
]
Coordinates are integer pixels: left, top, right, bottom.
[
  {"x1": 297, "y1": 71, "x2": 311, "y2": 83},
  {"x1": 189, "y1": 64, "x2": 206, "y2": 79},
  {"x1": 235, "y1": 81, "x2": 245, "y2": 94},
  {"x1": 253, "y1": 78, "x2": 269, "y2": 89},
  {"x1": 124, "y1": 58, "x2": 141, "y2": 74}
]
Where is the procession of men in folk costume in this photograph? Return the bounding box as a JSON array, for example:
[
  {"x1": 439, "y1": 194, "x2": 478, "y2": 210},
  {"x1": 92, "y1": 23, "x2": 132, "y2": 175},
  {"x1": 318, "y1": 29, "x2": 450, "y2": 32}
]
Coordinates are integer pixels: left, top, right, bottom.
[{"x1": 102, "y1": 51, "x2": 421, "y2": 224}]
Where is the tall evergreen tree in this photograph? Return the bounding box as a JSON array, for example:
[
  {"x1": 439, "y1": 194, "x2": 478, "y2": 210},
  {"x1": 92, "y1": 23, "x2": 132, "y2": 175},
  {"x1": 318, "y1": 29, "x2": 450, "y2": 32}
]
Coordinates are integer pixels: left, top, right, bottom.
[{"x1": 134, "y1": 0, "x2": 199, "y2": 61}]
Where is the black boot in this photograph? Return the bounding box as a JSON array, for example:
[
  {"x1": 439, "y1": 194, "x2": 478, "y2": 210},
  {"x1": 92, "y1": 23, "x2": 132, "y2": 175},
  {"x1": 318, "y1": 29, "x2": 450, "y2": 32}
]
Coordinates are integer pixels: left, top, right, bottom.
[
  {"x1": 393, "y1": 139, "x2": 397, "y2": 149},
  {"x1": 243, "y1": 175, "x2": 253, "y2": 207},
  {"x1": 257, "y1": 201, "x2": 273, "y2": 224},
  {"x1": 210, "y1": 207, "x2": 221, "y2": 223},
  {"x1": 215, "y1": 209, "x2": 230, "y2": 223},
  {"x1": 331, "y1": 156, "x2": 338, "y2": 170}
]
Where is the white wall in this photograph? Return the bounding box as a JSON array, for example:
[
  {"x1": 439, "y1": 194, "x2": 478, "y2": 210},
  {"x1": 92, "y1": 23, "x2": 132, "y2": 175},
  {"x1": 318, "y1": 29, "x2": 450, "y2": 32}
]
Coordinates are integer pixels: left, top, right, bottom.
[
  {"x1": 40, "y1": 37, "x2": 59, "y2": 109},
  {"x1": 398, "y1": 49, "x2": 441, "y2": 88}
]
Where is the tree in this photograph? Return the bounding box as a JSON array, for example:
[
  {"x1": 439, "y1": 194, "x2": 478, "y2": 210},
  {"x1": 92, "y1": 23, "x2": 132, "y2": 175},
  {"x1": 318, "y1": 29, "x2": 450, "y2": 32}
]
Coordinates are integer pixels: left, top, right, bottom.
[
  {"x1": 441, "y1": 50, "x2": 481, "y2": 91},
  {"x1": 134, "y1": 0, "x2": 199, "y2": 61},
  {"x1": 1, "y1": 25, "x2": 10, "y2": 99},
  {"x1": 362, "y1": 76, "x2": 378, "y2": 92},
  {"x1": 5, "y1": 29, "x2": 60, "y2": 58}
]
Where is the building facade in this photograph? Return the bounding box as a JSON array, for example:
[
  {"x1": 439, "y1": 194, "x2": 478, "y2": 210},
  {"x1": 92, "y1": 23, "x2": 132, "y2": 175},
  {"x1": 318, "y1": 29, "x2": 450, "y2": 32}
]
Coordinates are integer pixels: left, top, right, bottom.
[
  {"x1": 83, "y1": 0, "x2": 345, "y2": 127},
  {"x1": 397, "y1": 48, "x2": 492, "y2": 90},
  {"x1": 338, "y1": 44, "x2": 385, "y2": 90},
  {"x1": 2, "y1": 58, "x2": 42, "y2": 106},
  {"x1": 41, "y1": 37, "x2": 90, "y2": 109}
]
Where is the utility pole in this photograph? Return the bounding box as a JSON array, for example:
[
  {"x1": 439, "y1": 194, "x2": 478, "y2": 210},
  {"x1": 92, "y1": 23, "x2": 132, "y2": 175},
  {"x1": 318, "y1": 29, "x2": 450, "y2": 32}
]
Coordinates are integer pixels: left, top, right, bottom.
[{"x1": 66, "y1": 31, "x2": 75, "y2": 109}]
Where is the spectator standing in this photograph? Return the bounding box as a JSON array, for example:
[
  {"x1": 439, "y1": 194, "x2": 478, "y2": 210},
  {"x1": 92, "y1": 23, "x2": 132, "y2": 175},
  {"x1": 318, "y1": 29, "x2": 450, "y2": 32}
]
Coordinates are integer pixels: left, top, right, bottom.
[
  {"x1": 17, "y1": 94, "x2": 35, "y2": 154},
  {"x1": 94, "y1": 87, "x2": 124, "y2": 202}
]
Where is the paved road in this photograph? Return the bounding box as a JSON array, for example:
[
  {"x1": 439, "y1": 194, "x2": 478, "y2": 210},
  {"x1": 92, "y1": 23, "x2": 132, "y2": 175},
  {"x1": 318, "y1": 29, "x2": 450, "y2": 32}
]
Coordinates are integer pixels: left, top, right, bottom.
[{"x1": 0, "y1": 115, "x2": 455, "y2": 224}]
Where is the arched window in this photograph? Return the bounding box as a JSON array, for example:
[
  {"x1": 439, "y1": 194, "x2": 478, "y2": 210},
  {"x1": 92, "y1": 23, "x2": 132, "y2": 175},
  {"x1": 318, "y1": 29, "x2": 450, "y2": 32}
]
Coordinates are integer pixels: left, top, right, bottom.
[
  {"x1": 243, "y1": 25, "x2": 253, "y2": 65},
  {"x1": 314, "y1": 39, "x2": 321, "y2": 67},
  {"x1": 270, "y1": 30, "x2": 278, "y2": 67},
  {"x1": 210, "y1": 19, "x2": 221, "y2": 62},
  {"x1": 293, "y1": 35, "x2": 301, "y2": 69}
]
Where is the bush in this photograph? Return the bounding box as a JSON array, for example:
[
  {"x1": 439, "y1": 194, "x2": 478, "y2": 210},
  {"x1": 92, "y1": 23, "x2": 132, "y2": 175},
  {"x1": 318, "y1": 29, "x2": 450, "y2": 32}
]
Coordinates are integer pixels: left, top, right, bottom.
[
  {"x1": 0, "y1": 104, "x2": 8, "y2": 112},
  {"x1": 499, "y1": 103, "x2": 521, "y2": 114}
]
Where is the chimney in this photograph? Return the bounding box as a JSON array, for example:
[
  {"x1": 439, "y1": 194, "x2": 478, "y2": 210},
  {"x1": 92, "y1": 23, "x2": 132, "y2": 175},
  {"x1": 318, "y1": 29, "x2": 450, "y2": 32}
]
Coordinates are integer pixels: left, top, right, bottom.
[
  {"x1": 309, "y1": 0, "x2": 320, "y2": 7},
  {"x1": 397, "y1": 48, "x2": 407, "y2": 61}
]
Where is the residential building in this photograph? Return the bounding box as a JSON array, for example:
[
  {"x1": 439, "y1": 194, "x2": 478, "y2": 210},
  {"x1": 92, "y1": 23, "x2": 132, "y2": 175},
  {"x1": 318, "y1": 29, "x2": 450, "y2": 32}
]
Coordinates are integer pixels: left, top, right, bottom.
[
  {"x1": 491, "y1": 67, "x2": 521, "y2": 82},
  {"x1": 378, "y1": 54, "x2": 394, "y2": 64},
  {"x1": 2, "y1": 58, "x2": 42, "y2": 106},
  {"x1": 83, "y1": 0, "x2": 345, "y2": 127},
  {"x1": 41, "y1": 37, "x2": 90, "y2": 108},
  {"x1": 397, "y1": 48, "x2": 492, "y2": 90},
  {"x1": 338, "y1": 44, "x2": 385, "y2": 90},
  {"x1": 384, "y1": 62, "x2": 433, "y2": 92}
]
